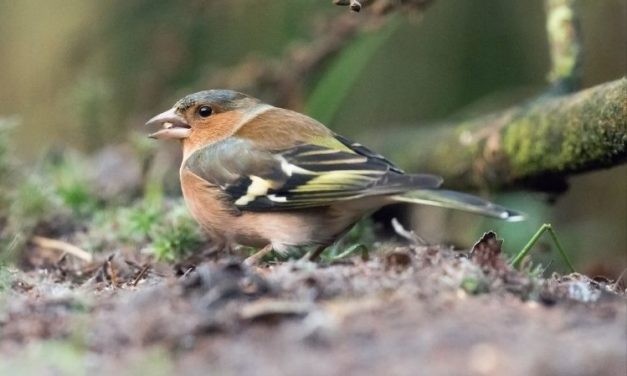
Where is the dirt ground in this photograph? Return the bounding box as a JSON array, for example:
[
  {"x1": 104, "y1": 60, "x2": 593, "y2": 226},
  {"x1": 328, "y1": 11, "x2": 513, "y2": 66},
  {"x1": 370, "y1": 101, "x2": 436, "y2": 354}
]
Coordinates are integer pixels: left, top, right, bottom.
[{"x1": 0, "y1": 239, "x2": 625, "y2": 376}]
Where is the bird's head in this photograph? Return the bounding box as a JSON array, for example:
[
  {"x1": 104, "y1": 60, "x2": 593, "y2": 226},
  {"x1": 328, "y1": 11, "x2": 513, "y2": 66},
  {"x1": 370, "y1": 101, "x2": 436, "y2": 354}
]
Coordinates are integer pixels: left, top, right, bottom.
[{"x1": 146, "y1": 89, "x2": 265, "y2": 151}]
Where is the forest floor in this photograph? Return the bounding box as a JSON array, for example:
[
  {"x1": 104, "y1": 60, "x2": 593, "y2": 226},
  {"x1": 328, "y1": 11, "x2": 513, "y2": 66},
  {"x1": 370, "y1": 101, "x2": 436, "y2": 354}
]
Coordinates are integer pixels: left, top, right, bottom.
[{"x1": 0, "y1": 235, "x2": 625, "y2": 376}]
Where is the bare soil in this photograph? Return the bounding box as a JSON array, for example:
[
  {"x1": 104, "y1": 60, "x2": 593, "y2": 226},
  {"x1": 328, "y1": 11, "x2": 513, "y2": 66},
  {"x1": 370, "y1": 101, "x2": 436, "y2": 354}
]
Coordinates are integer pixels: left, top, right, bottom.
[{"x1": 0, "y1": 241, "x2": 625, "y2": 376}]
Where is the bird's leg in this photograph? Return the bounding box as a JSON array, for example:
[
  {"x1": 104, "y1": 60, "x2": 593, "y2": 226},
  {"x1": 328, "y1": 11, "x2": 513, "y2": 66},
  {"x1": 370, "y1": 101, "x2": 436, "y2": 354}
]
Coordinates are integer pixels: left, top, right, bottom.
[
  {"x1": 305, "y1": 245, "x2": 327, "y2": 261},
  {"x1": 243, "y1": 244, "x2": 274, "y2": 266}
]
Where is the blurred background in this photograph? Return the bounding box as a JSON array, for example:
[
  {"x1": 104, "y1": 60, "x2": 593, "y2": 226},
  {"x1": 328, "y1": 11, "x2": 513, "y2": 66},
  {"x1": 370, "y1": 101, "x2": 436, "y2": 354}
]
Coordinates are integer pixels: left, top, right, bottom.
[{"x1": 0, "y1": 0, "x2": 625, "y2": 276}]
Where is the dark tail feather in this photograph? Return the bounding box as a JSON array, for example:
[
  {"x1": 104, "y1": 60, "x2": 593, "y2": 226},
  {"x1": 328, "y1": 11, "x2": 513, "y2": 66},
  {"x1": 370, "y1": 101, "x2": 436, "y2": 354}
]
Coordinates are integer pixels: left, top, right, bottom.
[{"x1": 392, "y1": 189, "x2": 525, "y2": 221}]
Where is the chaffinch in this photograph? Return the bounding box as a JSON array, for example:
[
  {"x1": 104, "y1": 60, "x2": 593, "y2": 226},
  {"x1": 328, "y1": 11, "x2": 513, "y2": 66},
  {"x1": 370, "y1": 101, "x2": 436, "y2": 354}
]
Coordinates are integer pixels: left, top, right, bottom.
[{"x1": 146, "y1": 90, "x2": 523, "y2": 257}]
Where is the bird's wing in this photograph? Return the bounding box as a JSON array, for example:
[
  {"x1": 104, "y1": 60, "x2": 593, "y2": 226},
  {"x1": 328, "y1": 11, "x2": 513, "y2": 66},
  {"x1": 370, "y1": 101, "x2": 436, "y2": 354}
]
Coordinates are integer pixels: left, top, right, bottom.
[
  {"x1": 183, "y1": 137, "x2": 442, "y2": 211},
  {"x1": 333, "y1": 133, "x2": 405, "y2": 173}
]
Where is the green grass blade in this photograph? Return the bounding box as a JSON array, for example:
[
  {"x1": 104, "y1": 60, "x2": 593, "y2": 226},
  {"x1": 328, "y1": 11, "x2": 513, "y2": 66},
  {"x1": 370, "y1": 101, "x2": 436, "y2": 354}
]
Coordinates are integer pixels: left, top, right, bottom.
[{"x1": 511, "y1": 223, "x2": 575, "y2": 273}]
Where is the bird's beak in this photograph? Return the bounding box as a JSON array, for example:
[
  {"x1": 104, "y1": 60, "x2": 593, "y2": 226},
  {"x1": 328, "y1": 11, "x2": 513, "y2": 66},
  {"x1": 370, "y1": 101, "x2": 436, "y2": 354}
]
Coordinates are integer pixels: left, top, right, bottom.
[{"x1": 145, "y1": 108, "x2": 191, "y2": 140}]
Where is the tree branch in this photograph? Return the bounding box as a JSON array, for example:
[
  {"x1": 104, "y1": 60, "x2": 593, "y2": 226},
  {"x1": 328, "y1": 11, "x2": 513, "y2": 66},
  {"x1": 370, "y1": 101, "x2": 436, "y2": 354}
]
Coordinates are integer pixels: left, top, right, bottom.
[
  {"x1": 369, "y1": 78, "x2": 627, "y2": 192},
  {"x1": 367, "y1": 0, "x2": 623, "y2": 194},
  {"x1": 206, "y1": 1, "x2": 435, "y2": 109},
  {"x1": 545, "y1": 0, "x2": 583, "y2": 93}
]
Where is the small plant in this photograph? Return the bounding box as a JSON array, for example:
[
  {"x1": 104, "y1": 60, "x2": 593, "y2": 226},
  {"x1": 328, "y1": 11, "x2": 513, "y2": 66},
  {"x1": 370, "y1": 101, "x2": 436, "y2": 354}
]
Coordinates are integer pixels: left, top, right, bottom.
[
  {"x1": 320, "y1": 219, "x2": 374, "y2": 262},
  {"x1": 114, "y1": 203, "x2": 162, "y2": 244},
  {"x1": 46, "y1": 153, "x2": 99, "y2": 216},
  {"x1": 149, "y1": 204, "x2": 206, "y2": 261},
  {"x1": 0, "y1": 173, "x2": 69, "y2": 262},
  {"x1": 86, "y1": 198, "x2": 206, "y2": 261},
  {"x1": 0, "y1": 263, "x2": 14, "y2": 292},
  {"x1": 460, "y1": 275, "x2": 490, "y2": 295},
  {"x1": 1, "y1": 148, "x2": 102, "y2": 262},
  {"x1": 511, "y1": 223, "x2": 575, "y2": 273}
]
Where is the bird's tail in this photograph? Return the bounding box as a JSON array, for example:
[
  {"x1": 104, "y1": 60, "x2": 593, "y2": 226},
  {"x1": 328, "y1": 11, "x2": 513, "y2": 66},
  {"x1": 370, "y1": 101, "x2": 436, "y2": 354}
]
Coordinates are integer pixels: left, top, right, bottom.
[{"x1": 391, "y1": 189, "x2": 525, "y2": 222}]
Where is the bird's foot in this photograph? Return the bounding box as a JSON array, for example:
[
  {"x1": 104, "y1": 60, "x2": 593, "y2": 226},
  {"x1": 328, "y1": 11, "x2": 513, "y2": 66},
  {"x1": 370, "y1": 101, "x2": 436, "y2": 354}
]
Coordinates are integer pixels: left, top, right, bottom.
[{"x1": 243, "y1": 244, "x2": 274, "y2": 266}]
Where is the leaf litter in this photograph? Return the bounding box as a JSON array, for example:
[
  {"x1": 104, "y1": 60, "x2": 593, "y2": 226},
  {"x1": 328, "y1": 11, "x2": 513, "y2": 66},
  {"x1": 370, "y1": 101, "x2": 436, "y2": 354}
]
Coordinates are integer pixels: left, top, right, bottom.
[{"x1": 0, "y1": 230, "x2": 625, "y2": 376}]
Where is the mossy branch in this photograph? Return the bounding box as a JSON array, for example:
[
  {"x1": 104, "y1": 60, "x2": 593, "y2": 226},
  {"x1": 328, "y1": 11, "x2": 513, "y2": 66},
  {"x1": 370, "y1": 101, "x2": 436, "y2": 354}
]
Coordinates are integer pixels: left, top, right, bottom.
[
  {"x1": 367, "y1": 0, "x2": 625, "y2": 193},
  {"x1": 370, "y1": 78, "x2": 627, "y2": 192}
]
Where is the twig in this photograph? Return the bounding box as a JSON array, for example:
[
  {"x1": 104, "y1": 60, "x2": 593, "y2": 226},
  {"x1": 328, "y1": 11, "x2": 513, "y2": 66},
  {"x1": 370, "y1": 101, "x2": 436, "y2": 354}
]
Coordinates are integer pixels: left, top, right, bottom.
[
  {"x1": 207, "y1": 1, "x2": 435, "y2": 109},
  {"x1": 207, "y1": 15, "x2": 362, "y2": 109},
  {"x1": 611, "y1": 268, "x2": 627, "y2": 291},
  {"x1": 391, "y1": 218, "x2": 426, "y2": 245},
  {"x1": 105, "y1": 254, "x2": 119, "y2": 287},
  {"x1": 31, "y1": 235, "x2": 93, "y2": 263},
  {"x1": 334, "y1": 0, "x2": 436, "y2": 15},
  {"x1": 239, "y1": 299, "x2": 313, "y2": 321},
  {"x1": 180, "y1": 266, "x2": 196, "y2": 280},
  {"x1": 334, "y1": 0, "x2": 363, "y2": 12},
  {"x1": 545, "y1": 0, "x2": 582, "y2": 93},
  {"x1": 131, "y1": 264, "x2": 150, "y2": 286}
]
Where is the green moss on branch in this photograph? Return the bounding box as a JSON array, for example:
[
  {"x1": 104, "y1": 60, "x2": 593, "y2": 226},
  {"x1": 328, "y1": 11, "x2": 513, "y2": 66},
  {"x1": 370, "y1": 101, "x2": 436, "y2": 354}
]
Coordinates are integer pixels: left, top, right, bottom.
[{"x1": 371, "y1": 78, "x2": 627, "y2": 192}]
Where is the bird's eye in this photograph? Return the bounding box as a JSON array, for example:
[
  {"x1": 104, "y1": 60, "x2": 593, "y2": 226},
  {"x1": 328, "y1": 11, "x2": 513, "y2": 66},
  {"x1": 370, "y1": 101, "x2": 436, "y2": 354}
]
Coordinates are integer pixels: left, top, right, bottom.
[{"x1": 198, "y1": 106, "x2": 213, "y2": 118}]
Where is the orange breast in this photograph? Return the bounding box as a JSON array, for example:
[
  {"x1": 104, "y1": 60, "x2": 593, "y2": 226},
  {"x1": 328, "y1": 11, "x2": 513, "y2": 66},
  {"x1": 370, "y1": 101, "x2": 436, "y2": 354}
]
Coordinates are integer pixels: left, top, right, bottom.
[
  {"x1": 180, "y1": 168, "x2": 233, "y2": 239},
  {"x1": 179, "y1": 168, "x2": 270, "y2": 248}
]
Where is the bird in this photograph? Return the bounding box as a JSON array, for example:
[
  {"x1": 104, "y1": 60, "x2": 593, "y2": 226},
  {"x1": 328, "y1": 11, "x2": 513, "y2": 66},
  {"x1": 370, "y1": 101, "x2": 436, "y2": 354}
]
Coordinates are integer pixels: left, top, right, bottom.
[{"x1": 146, "y1": 89, "x2": 523, "y2": 261}]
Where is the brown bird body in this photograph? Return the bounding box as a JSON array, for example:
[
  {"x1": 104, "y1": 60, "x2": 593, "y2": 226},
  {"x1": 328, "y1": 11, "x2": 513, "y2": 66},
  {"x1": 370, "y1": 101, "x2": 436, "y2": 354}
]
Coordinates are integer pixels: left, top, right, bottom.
[
  {"x1": 147, "y1": 90, "x2": 522, "y2": 255},
  {"x1": 178, "y1": 102, "x2": 387, "y2": 252}
]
